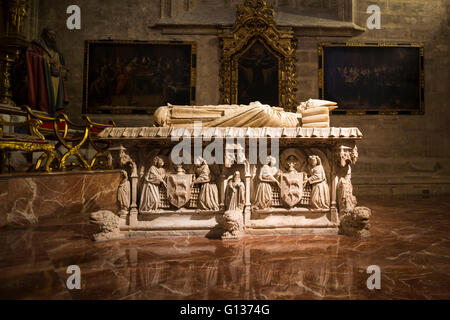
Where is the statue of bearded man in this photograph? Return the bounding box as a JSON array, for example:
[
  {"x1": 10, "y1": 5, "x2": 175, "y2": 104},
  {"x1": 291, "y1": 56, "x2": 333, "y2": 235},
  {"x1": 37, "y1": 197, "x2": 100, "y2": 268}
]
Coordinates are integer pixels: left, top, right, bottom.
[{"x1": 26, "y1": 27, "x2": 69, "y2": 115}]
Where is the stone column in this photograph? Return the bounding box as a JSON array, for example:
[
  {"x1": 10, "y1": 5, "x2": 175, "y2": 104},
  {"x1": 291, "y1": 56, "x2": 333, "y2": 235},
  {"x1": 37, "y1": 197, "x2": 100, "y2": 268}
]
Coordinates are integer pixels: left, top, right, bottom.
[
  {"x1": 218, "y1": 168, "x2": 226, "y2": 210},
  {"x1": 330, "y1": 165, "x2": 339, "y2": 224},
  {"x1": 244, "y1": 161, "x2": 252, "y2": 226},
  {"x1": 128, "y1": 159, "x2": 139, "y2": 227}
]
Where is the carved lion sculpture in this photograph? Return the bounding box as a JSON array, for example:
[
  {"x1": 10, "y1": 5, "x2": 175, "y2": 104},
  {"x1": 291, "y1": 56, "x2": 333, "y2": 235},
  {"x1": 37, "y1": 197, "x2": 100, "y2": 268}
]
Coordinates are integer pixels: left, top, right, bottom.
[
  {"x1": 216, "y1": 210, "x2": 244, "y2": 239},
  {"x1": 89, "y1": 210, "x2": 123, "y2": 241},
  {"x1": 339, "y1": 206, "x2": 371, "y2": 237}
]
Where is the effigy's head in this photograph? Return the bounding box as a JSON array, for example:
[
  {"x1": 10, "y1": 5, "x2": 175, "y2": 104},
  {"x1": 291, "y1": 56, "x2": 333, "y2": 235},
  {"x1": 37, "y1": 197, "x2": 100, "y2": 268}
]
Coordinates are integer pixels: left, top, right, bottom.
[
  {"x1": 297, "y1": 99, "x2": 338, "y2": 113},
  {"x1": 153, "y1": 106, "x2": 169, "y2": 127}
]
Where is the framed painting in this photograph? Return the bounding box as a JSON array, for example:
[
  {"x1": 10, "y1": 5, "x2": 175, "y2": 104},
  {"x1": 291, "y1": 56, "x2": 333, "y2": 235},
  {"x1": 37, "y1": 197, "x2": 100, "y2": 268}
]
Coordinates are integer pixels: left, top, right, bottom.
[
  {"x1": 83, "y1": 40, "x2": 196, "y2": 114},
  {"x1": 318, "y1": 42, "x2": 424, "y2": 115},
  {"x1": 238, "y1": 40, "x2": 280, "y2": 107}
]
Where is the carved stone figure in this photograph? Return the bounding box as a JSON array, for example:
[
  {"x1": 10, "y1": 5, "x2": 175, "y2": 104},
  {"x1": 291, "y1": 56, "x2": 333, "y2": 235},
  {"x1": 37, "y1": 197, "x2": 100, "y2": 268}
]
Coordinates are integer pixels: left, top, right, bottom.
[
  {"x1": 119, "y1": 147, "x2": 138, "y2": 182},
  {"x1": 339, "y1": 207, "x2": 371, "y2": 237},
  {"x1": 193, "y1": 157, "x2": 219, "y2": 211},
  {"x1": 254, "y1": 156, "x2": 280, "y2": 209},
  {"x1": 337, "y1": 166, "x2": 357, "y2": 213},
  {"x1": 139, "y1": 156, "x2": 166, "y2": 213},
  {"x1": 153, "y1": 99, "x2": 340, "y2": 128},
  {"x1": 225, "y1": 171, "x2": 245, "y2": 211},
  {"x1": 90, "y1": 210, "x2": 123, "y2": 241},
  {"x1": 306, "y1": 155, "x2": 330, "y2": 209},
  {"x1": 336, "y1": 145, "x2": 358, "y2": 168},
  {"x1": 117, "y1": 170, "x2": 131, "y2": 218},
  {"x1": 117, "y1": 147, "x2": 138, "y2": 215},
  {"x1": 26, "y1": 27, "x2": 69, "y2": 114},
  {"x1": 154, "y1": 101, "x2": 302, "y2": 127}
]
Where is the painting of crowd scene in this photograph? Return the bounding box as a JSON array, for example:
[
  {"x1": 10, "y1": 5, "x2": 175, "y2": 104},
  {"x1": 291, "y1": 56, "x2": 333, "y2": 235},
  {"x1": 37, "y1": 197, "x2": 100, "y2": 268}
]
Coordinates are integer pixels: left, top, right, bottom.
[
  {"x1": 321, "y1": 45, "x2": 423, "y2": 114},
  {"x1": 84, "y1": 41, "x2": 195, "y2": 114}
]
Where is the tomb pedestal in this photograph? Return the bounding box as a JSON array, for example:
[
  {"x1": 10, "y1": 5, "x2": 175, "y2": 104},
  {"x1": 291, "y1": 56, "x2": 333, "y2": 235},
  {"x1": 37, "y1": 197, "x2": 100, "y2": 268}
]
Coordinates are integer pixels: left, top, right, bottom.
[{"x1": 95, "y1": 126, "x2": 365, "y2": 240}]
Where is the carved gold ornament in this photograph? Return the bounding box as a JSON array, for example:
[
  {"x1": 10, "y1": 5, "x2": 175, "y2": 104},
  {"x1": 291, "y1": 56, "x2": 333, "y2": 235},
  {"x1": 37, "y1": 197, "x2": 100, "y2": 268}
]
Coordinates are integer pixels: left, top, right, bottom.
[{"x1": 6, "y1": 0, "x2": 29, "y2": 35}]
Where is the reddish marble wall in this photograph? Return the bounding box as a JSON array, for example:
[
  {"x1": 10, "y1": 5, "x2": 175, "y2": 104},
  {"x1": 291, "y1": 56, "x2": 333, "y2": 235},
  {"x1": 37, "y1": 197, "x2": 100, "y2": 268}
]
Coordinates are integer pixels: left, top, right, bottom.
[{"x1": 0, "y1": 171, "x2": 121, "y2": 227}]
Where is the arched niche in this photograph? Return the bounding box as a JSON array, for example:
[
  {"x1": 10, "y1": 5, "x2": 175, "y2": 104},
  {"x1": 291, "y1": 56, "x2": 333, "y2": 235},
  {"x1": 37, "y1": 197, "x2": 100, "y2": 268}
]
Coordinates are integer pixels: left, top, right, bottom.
[{"x1": 219, "y1": 0, "x2": 298, "y2": 112}]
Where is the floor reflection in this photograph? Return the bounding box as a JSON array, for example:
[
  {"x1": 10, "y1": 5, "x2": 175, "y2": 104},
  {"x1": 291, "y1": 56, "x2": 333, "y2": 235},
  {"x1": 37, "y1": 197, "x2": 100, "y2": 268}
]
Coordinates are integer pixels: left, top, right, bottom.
[{"x1": 0, "y1": 196, "x2": 449, "y2": 299}]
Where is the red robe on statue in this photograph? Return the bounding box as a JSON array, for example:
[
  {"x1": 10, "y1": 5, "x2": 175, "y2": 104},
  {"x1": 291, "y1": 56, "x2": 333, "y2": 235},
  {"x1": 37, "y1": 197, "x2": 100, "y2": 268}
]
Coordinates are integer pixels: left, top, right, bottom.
[{"x1": 25, "y1": 40, "x2": 69, "y2": 115}]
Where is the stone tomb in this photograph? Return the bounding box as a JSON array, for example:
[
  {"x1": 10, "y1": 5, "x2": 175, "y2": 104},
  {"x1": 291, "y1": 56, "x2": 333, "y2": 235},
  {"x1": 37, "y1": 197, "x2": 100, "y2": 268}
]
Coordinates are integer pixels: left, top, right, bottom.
[{"x1": 93, "y1": 125, "x2": 367, "y2": 240}]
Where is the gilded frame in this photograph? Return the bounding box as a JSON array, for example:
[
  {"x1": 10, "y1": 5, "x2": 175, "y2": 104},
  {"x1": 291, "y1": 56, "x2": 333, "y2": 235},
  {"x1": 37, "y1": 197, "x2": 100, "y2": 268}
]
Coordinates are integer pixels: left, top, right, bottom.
[
  {"x1": 319, "y1": 42, "x2": 424, "y2": 115},
  {"x1": 219, "y1": 0, "x2": 298, "y2": 112},
  {"x1": 83, "y1": 40, "x2": 197, "y2": 115}
]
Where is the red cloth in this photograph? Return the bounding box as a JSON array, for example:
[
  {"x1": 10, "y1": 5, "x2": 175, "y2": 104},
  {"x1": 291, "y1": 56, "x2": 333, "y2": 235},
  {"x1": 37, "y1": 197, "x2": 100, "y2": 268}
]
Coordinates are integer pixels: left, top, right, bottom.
[
  {"x1": 26, "y1": 44, "x2": 50, "y2": 113},
  {"x1": 40, "y1": 121, "x2": 66, "y2": 131}
]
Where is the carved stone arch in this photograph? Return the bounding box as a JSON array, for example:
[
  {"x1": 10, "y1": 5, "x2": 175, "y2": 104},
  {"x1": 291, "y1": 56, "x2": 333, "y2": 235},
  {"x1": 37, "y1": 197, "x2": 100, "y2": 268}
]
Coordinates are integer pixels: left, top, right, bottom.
[
  {"x1": 219, "y1": 0, "x2": 298, "y2": 112},
  {"x1": 280, "y1": 148, "x2": 308, "y2": 173}
]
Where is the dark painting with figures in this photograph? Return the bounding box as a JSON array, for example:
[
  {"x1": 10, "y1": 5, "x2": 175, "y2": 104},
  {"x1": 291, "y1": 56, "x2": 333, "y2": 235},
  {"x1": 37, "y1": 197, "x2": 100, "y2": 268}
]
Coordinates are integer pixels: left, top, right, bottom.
[
  {"x1": 319, "y1": 43, "x2": 424, "y2": 115},
  {"x1": 238, "y1": 41, "x2": 279, "y2": 107},
  {"x1": 83, "y1": 41, "x2": 196, "y2": 114}
]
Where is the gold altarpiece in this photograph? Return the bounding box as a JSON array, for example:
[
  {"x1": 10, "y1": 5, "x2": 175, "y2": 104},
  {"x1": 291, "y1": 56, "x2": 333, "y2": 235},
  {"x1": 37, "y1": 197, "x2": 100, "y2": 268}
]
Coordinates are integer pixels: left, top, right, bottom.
[{"x1": 218, "y1": 0, "x2": 298, "y2": 112}]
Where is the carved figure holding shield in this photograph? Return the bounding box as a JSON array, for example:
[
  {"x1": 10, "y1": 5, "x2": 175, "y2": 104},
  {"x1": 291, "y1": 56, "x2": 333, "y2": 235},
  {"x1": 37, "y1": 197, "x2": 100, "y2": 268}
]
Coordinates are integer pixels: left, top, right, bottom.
[
  {"x1": 193, "y1": 157, "x2": 219, "y2": 211},
  {"x1": 305, "y1": 155, "x2": 330, "y2": 209},
  {"x1": 139, "y1": 156, "x2": 166, "y2": 213}
]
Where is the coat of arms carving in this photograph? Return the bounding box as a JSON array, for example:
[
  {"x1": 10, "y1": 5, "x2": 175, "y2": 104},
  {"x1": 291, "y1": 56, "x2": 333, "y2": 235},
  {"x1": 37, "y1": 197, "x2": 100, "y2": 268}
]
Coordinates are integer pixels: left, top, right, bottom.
[
  {"x1": 167, "y1": 173, "x2": 193, "y2": 208},
  {"x1": 281, "y1": 172, "x2": 305, "y2": 208}
]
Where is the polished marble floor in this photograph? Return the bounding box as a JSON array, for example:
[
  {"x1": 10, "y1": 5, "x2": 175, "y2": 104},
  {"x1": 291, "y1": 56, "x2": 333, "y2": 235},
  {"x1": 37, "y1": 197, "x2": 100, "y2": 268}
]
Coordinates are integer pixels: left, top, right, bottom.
[{"x1": 0, "y1": 196, "x2": 449, "y2": 300}]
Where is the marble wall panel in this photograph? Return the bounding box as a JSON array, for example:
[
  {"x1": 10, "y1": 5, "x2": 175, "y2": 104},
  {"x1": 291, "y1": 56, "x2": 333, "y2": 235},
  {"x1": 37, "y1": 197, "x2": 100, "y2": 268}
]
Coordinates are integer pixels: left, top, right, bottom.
[
  {"x1": 1, "y1": 171, "x2": 122, "y2": 227},
  {"x1": 63, "y1": 172, "x2": 120, "y2": 216},
  {"x1": 6, "y1": 178, "x2": 42, "y2": 226}
]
